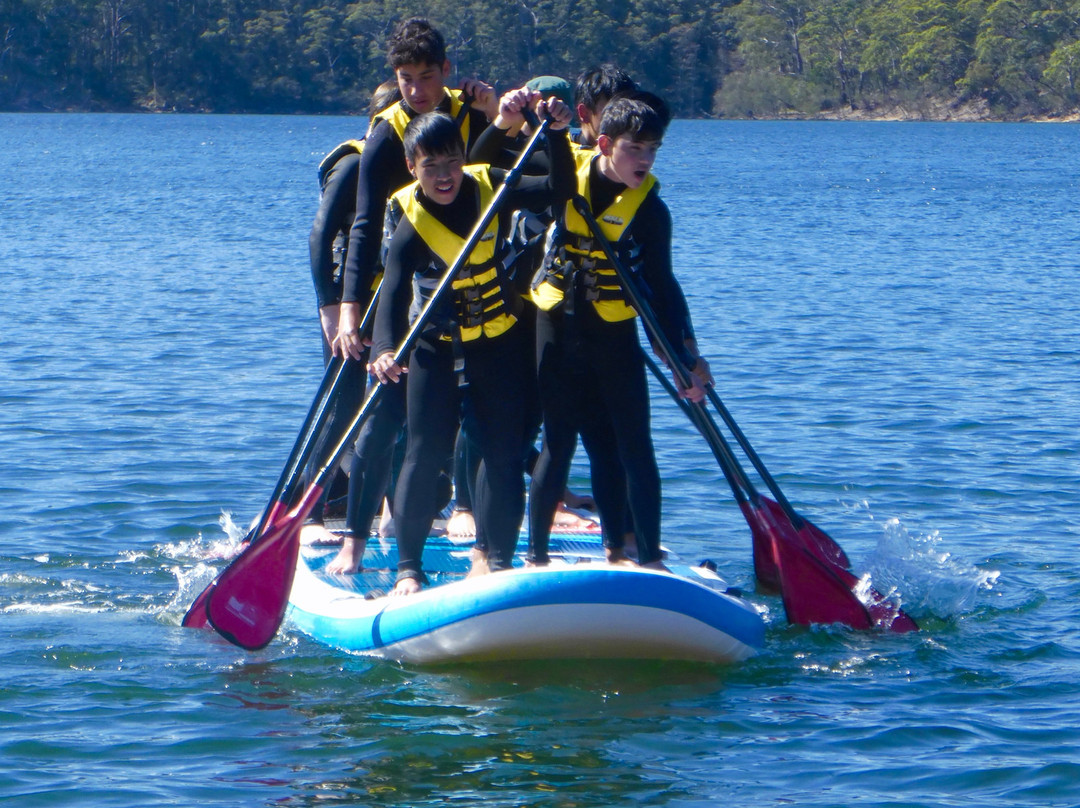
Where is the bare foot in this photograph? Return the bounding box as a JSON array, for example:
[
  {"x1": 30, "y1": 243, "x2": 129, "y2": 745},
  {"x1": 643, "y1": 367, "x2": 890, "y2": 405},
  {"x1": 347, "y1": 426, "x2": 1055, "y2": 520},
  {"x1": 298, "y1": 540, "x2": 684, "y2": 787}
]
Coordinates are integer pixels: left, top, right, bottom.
[
  {"x1": 447, "y1": 509, "x2": 476, "y2": 537},
  {"x1": 640, "y1": 559, "x2": 671, "y2": 572},
  {"x1": 300, "y1": 523, "x2": 341, "y2": 546},
  {"x1": 466, "y1": 547, "x2": 490, "y2": 578},
  {"x1": 324, "y1": 535, "x2": 367, "y2": 574},
  {"x1": 390, "y1": 576, "x2": 422, "y2": 596}
]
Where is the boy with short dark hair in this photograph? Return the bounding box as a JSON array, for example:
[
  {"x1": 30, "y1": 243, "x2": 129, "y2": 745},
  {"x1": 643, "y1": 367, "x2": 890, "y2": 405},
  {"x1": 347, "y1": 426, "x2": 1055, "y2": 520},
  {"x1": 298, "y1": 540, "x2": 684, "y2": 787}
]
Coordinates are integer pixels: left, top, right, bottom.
[
  {"x1": 336, "y1": 17, "x2": 497, "y2": 356},
  {"x1": 573, "y1": 64, "x2": 636, "y2": 148},
  {"x1": 369, "y1": 91, "x2": 574, "y2": 595},
  {"x1": 529, "y1": 96, "x2": 708, "y2": 569},
  {"x1": 324, "y1": 17, "x2": 497, "y2": 574}
]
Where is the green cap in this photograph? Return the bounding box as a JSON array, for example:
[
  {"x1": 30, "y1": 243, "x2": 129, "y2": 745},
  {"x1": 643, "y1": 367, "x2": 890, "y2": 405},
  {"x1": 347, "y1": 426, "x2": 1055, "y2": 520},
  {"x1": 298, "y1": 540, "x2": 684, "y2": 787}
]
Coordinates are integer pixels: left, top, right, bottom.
[{"x1": 525, "y1": 75, "x2": 574, "y2": 109}]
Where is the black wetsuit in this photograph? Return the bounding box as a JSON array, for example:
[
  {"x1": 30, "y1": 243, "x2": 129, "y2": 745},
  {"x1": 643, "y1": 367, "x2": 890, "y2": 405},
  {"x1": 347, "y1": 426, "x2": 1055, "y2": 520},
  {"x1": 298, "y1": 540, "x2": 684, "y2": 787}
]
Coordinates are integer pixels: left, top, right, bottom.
[
  {"x1": 528, "y1": 163, "x2": 696, "y2": 565},
  {"x1": 334, "y1": 98, "x2": 490, "y2": 541},
  {"x1": 373, "y1": 130, "x2": 573, "y2": 583},
  {"x1": 305, "y1": 147, "x2": 367, "y2": 518}
]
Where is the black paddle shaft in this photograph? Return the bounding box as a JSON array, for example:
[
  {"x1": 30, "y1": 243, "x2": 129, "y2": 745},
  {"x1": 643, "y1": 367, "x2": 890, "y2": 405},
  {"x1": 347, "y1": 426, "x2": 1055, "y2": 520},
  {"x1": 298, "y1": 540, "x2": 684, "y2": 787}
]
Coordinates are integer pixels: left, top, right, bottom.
[
  {"x1": 248, "y1": 284, "x2": 386, "y2": 543},
  {"x1": 568, "y1": 196, "x2": 754, "y2": 485},
  {"x1": 641, "y1": 352, "x2": 749, "y2": 505}
]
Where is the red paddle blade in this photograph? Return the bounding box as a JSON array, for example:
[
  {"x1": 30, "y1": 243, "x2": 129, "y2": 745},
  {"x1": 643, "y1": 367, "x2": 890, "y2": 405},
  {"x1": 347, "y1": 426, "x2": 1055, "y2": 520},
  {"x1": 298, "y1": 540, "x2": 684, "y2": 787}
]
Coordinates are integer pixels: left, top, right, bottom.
[
  {"x1": 756, "y1": 500, "x2": 918, "y2": 633},
  {"x1": 181, "y1": 583, "x2": 213, "y2": 628},
  {"x1": 203, "y1": 485, "x2": 323, "y2": 650},
  {"x1": 181, "y1": 499, "x2": 292, "y2": 630},
  {"x1": 742, "y1": 501, "x2": 782, "y2": 591},
  {"x1": 839, "y1": 567, "x2": 920, "y2": 633},
  {"x1": 772, "y1": 530, "x2": 874, "y2": 629},
  {"x1": 753, "y1": 495, "x2": 851, "y2": 570}
]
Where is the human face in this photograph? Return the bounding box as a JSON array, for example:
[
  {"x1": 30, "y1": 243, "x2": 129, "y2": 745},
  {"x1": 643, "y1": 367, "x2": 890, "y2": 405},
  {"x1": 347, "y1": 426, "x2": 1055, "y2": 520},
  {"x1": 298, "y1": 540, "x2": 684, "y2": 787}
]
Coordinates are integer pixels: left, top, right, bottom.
[
  {"x1": 395, "y1": 60, "x2": 450, "y2": 115},
  {"x1": 576, "y1": 97, "x2": 609, "y2": 148},
  {"x1": 597, "y1": 134, "x2": 661, "y2": 189},
  {"x1": 407, "y1": 146, "x2": 465, "y2": 205}
]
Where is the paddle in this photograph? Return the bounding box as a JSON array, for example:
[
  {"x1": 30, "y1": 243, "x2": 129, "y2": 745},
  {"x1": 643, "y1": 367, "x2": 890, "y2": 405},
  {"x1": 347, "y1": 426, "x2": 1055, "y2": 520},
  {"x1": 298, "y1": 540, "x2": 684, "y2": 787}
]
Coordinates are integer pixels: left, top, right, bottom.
[
  {"x1": 640, "y1": 352, "x2": 791, "y2": 589},
  {"x1": 193, "y1": 115, "x2": 556, "y2": 650},
  {"x1": 641, "y1": 353, "x2": 903, "y2": 630},
  {"x1": 571, "y1": 195, "x2": 916, "y2": 632},
  {"x1": 701, "y1": 385, "x2": 851, "y2": 573},
  {"x1": 182, "y1": 288, "x2": 383, "y2": 630},
  {"x1": 181, "y1": 354, "x2": 348, "y2": 629}
]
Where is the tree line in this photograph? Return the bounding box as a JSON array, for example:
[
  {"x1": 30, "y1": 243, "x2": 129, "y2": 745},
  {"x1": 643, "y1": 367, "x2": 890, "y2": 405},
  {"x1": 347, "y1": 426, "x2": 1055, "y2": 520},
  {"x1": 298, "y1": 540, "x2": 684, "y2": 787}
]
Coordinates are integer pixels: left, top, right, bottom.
[{"x1": 2, "y1": 0, "x2": 1078, "y2": 118}]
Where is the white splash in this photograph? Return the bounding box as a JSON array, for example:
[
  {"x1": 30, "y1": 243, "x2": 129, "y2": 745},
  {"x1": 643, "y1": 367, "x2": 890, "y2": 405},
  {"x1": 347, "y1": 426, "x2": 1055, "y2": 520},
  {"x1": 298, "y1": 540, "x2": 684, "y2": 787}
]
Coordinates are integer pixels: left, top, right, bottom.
[{"x1": 864, "y1": 516, "x2": 999, "y2": 620}]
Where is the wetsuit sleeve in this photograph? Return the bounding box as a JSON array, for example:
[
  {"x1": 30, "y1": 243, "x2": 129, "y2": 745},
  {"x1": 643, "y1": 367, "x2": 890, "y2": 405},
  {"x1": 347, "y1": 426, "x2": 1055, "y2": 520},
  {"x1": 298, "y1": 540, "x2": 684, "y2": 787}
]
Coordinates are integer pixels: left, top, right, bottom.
[
  {"x1": 633, "y1": 194, "x2": 697, "y2": 370},
  {"x1": 498, "y1": 128, "x2": 574, "y2": 213},
  {"x1": 309, "y1": 152, "x2": 359, "y2": 309},
  {"x1": 469, "y1": 124, "x2": 517, "y2": 168},
  {"x1": 342, "y1": 123, "x2": 402, "y2": 305},
  {"x1": 464, "y1": 107, "x2": 494, "y2": 153},
  {"x1": 372, "y1": 218, "x2": 425, "y2": 358}
]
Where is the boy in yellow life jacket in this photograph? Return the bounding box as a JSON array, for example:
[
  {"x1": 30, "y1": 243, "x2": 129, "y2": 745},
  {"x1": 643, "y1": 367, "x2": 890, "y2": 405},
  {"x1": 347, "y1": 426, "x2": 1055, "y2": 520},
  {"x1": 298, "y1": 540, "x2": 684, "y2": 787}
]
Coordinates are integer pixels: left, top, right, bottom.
[
  {"x1": 369, "y1": 91, "x2": 574, "y2": 596},
  {"x1": 335, "y1": 16, "x2": 498, "y2": 357},
  {"x1": 302, "y1": 80, "x2": 401, "y2": 552},
  {"x1": 528, "y1": 96, "x2": 709, "y2": 570},
  {"x1": 572, "y1": 64, "x2": 636, "y2": 149},
  {"x1": 321, "y1": 17, "x2": 497, "y2": 575}
]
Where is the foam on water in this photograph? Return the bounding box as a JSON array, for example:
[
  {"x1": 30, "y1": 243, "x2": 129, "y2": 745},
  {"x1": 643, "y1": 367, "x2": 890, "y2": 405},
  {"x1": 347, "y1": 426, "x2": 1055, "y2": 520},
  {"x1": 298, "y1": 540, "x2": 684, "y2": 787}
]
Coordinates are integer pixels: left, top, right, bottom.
[{"x1": 868, "y1": 516, "x2": 1001, "y2": 619}]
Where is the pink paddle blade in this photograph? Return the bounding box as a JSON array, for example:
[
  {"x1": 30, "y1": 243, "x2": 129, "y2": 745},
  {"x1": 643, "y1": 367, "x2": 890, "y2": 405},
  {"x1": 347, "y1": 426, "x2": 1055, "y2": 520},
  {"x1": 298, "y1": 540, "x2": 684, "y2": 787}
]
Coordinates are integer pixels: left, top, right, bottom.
[
  {"x1": 742, "y1": 501, "x2": 782, "y2": 591},
  {"x1": 772, "y1": 530, "x2": 874, "y2": 629},
  {"x1": 181, "y1": 584, "x2": 213, "y2": 628},
  {"x1": 204, "y1": 485, "x2": 323, "y2": 650}
]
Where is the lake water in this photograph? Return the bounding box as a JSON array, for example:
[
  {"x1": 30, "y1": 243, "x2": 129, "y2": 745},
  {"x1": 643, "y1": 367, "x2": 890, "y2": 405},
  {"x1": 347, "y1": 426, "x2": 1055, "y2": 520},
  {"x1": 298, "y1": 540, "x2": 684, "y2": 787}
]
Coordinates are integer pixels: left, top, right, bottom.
[{"x1": 2, "y1": 113, "x2": 1079, "y2": 806}]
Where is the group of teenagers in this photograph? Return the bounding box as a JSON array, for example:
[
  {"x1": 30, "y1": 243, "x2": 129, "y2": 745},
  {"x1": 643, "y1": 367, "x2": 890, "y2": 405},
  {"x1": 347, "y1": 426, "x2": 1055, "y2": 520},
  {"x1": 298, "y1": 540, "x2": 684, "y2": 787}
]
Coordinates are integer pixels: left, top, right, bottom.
[{"x1": 303, "y1": 17, "x2": 714, "y2": 596}]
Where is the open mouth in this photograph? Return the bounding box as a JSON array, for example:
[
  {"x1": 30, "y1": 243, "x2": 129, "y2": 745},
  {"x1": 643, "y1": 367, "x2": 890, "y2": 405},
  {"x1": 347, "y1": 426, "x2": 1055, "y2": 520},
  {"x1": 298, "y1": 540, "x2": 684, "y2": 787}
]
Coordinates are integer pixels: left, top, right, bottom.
[{"x1": 434, "y1": 180, "x2": 455, "y2": 194}]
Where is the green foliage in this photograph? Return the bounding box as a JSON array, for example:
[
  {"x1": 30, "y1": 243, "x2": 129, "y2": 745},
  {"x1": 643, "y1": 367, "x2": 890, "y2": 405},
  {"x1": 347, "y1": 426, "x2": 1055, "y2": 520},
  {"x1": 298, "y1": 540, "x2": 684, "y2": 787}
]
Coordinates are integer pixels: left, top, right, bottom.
[{"x1": 1, "y1": 0, "x2": 1078, "y2": 116}]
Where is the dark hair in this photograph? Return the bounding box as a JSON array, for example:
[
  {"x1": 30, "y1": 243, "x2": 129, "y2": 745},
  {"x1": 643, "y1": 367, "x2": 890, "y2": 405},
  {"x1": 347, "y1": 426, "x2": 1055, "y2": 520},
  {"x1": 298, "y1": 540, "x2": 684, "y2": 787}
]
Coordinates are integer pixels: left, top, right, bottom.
[
  {"x1": 387, "y1": 17, "x2": 446, "y2": 69},
  {"x1": 573, "y1": 64, "x2": 636, "y2": 113},
  {"x1": 369, "y1": 78, "x2": 402, "y2": 117},
  {"x1": 619, "y1": 89, "x2": 671, "y2": 130},
  {"x1": 599, "y1": 96, "x2": 667, "y2": 143},
  {"x1": 402, "y1": 112, "x2": 464, "y2": 163}
]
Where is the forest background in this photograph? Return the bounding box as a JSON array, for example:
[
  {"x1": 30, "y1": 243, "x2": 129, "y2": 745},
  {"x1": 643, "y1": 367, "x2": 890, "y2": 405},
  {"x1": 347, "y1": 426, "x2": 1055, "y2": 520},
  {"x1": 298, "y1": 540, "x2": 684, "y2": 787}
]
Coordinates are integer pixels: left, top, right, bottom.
[{"x1": 3, "y1": 0, "x2": 1080, "y2": 119}]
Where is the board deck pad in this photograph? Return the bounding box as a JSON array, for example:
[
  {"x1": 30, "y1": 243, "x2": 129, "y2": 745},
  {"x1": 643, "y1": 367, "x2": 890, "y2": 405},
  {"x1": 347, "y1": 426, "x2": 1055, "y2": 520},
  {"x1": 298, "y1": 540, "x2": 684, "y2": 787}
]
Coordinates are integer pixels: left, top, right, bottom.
[{"x1": 299, "y1": 526, "x2": 734, "y2": 601}]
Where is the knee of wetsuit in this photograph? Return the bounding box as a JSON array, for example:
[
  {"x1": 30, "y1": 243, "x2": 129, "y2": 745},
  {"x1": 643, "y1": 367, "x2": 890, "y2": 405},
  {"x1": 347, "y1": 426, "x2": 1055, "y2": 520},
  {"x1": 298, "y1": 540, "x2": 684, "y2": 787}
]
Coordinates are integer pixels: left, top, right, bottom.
[{"x1": 435, "y1": 470, "x2": 454, "y2": 513}]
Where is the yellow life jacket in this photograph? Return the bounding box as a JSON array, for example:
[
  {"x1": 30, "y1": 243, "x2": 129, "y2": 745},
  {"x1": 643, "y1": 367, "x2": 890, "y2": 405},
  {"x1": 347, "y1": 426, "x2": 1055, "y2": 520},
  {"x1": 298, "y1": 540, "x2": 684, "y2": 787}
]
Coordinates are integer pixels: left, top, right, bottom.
[
  {"x1": 531, "y1": 154, "x2": 657, "y2": 322},
  {"x1": 570, "y1": 141, "x2": 596, "y2": 167},
  {"x1": 390, "y1": 165, "x2": 516, "y2": 342},
  {"x1": 317, "y1": 139, "x2": 365, "y2": 188},
  {"x1": 373, "y1": 88, "x2": 471, "y2": 146},
  {"x1": 316, "y1": 139, "x2": 382, "y2": 294}
]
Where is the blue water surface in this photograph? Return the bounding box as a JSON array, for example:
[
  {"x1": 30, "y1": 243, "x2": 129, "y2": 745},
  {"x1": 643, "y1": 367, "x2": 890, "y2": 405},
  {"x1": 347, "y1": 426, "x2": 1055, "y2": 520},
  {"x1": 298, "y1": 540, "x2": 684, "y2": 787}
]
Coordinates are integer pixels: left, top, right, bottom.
[{"x1": 1, "y1": 113, "x2": 1079, "y2": 807}]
